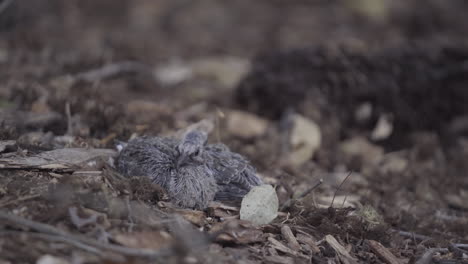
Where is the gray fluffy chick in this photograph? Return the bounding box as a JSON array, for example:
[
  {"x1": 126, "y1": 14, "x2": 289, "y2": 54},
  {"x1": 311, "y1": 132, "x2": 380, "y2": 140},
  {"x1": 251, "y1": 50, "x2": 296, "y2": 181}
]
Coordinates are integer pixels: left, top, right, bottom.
[{"x1": 116, "y1": 129, "x2": 262, "y2": 209}]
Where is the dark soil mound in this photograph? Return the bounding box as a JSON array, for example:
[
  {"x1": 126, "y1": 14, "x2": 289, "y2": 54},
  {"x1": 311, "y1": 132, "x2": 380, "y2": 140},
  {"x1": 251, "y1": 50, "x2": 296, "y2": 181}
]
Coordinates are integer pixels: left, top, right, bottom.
[{"x1": 236, "y1": 45, "x2": 468, "y2": 145}]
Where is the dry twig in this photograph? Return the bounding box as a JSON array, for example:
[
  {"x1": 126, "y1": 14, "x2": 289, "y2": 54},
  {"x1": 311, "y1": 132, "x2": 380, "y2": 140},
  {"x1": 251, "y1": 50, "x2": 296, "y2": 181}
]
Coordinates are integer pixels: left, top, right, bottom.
[
  {"x1": 267, "y1": 237, "x2": 308, "y2": 259},
  {"x1": 0, "y1": 210, "x2": 172, "y2": 259}
]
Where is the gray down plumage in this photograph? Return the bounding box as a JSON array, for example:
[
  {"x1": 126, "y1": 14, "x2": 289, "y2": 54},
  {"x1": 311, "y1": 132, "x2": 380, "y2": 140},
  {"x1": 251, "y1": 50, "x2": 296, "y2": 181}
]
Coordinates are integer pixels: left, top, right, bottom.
[
  {"x1": 204, "y1": 143, "x2": 262, "y2": 201},
  {"x1": 116, "y1": 130, "x2": 262, "y2": 209}
]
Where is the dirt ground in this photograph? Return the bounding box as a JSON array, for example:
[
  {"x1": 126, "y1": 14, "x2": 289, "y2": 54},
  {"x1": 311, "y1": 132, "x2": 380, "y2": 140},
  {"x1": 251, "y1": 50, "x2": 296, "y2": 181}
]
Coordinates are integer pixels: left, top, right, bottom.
[{"x1": 1, "y1": 0, "x2": 468, "y2": 263}]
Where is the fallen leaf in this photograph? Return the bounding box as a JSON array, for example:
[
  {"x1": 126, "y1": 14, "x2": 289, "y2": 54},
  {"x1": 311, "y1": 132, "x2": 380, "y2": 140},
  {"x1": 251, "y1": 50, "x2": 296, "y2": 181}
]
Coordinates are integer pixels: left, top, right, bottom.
[{"x1": 240, "y1": 185, "x2": 278, "y2": 226}]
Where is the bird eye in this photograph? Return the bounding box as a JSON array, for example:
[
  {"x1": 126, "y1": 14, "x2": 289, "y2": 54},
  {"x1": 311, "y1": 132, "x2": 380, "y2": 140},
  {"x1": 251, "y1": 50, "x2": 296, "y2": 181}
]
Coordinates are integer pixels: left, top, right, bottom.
[{"x1": 193, "y1": 149, "x2": 200, "y2": 156}]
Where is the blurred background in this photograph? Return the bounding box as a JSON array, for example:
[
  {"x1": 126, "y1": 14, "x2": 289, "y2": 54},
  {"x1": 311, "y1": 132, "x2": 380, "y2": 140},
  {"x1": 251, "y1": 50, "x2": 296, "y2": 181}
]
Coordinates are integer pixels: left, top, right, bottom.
[
  {"x1": 2, "y1": 0, "x2": 468, "y2": 136},
  {"x1": 1, "y1": 0, "x2": 468, "y2": 261}
]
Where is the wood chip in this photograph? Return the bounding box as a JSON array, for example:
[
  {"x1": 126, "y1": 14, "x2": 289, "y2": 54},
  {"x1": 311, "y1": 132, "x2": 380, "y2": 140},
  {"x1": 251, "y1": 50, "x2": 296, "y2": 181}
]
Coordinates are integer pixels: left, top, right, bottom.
[
  {"x1": 280, "y1": 225, "x2": 301, "y2": 251},
  {"x1": 367, "y1": 240, "x2": 402, "y2": 264},
  {"x1": 296, "y1": 233, "x2": 320, "y2": 253},
  {"x1": 325, "y1": 235, "x2": 358, "y2": 264},
  {"x1": 268, "y1": 237, "x2": 308, "y2": 259},
  {"x1": 211, "y1": 220, "x2": 264, "y2": 245},
  {"x1": 263, "y1": 255, "x2": 295, "y2": 264},
  {"x1": 268, "y1": 237, "x2": 297, "y2": 256}
]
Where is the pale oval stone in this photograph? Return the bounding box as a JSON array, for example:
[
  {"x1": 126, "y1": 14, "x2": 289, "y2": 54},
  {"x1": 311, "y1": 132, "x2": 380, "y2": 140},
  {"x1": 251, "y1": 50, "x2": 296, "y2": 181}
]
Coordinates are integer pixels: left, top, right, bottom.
[
  {"x1": 240, "y1": 184, "x2": 278, "y2": 226},
  {"x1": 226, "y1": 110, "x2": 269, "y2": 139},
  {"x1": 288, "y1": 114, "x2": 321, "y2": 166}
]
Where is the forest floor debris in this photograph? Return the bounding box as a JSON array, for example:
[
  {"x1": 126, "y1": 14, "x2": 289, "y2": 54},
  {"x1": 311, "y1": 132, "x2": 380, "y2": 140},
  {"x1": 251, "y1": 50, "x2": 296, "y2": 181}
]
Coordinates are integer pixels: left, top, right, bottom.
[{"x1": 1, "y1": 0, "x2": 468, "y2": 263}]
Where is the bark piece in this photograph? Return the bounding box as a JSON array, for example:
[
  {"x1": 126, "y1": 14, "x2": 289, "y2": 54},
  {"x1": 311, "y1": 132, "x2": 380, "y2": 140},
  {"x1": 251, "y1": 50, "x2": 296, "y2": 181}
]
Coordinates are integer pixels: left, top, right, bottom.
[
  {"x1": 280, "y1": 225, "x2": 301, "y2": 251},
  {"x1": 325, "y1": 235, "x2": 358, "y2": 264},
  {"x1": 368, "y1": 240, "x2": 402, "y2": 264}
]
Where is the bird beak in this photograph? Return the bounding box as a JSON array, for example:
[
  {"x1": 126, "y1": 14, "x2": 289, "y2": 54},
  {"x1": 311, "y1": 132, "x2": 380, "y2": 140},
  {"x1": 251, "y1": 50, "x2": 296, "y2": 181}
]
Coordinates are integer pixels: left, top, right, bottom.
[{"x1": 176, "y1": 154, "x2": 188, "y2": 169}]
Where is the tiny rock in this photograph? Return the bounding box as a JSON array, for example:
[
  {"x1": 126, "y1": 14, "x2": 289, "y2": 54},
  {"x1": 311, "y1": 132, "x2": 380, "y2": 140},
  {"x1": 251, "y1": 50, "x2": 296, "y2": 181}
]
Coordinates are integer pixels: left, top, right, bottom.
[
  {"x1": 287, "y1": 114, "x2": 322, "y2": 166},
  {"x1": 36, "y1": 255, "x2": 69, "y2": 264},
  {"x1": 191, "y1": 56, "x2": 250, "y2": 88},
  {"x1": 371, "y1": 114, "x2": 393, "y2": 141},
  {"x1": 226, "y1": 110, "x2": 269, "y2": 139},
  {"x1": 379, "y1": 152, "x2": 408, "y2": 174},
  {"x1": 0, "y1": 140, "x2": 16, "y2": 153},
  {"x1": 340, "y1": 137, "x2": 384, "y2": 167},
  {"x1": 154, "y1": 61, "x2": 193, "y2": 85}
]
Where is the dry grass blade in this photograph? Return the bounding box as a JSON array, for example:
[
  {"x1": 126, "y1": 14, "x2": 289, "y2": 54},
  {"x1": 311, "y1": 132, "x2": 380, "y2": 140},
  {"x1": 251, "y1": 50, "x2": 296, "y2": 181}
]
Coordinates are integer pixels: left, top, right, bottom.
[
  {"x1": 280, "y1": 178, "x2": 323, "y2": 211},
  {"x1": 330, "y1": 171, "x2": 352, "y2": 208}
]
